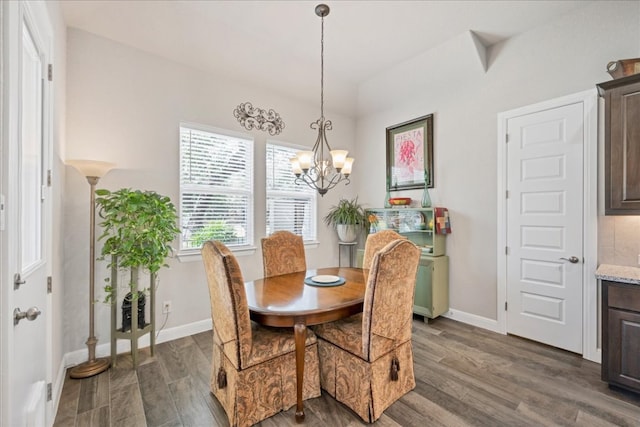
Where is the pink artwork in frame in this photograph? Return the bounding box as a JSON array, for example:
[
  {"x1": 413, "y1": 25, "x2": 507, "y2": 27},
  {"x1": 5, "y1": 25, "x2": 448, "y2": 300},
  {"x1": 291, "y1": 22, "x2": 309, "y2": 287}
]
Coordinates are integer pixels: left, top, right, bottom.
[
  {"x1": 386, "y1": 114, "x2": 434, "y2": 191},
  {"x1": 394, "y1": 127, "x2": 424, "y2": 185}
]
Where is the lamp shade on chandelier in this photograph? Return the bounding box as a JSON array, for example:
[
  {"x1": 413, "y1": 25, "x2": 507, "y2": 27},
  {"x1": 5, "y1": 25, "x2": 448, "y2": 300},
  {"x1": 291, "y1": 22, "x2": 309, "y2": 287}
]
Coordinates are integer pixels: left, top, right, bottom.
[{"x1": 290, "y1": 4, "x2": 353, "y2": 196}]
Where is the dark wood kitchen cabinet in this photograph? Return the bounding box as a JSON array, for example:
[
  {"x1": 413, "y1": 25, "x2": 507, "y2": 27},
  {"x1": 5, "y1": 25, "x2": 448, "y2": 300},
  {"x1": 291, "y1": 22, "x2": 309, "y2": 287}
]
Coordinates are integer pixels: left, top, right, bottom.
[
  {"x1": 601, "y1": 280, "x2": 640, "y2": 393},
  {"x1": 597, "y1": 74, "x2": 640, "y2": 214}
]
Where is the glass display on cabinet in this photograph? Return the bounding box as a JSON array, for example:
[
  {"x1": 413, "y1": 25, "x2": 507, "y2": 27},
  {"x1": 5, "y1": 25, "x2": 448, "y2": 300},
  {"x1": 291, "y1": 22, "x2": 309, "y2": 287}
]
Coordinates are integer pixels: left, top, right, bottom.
[{"x1": 366, "y1": 208, "x2": 445, "y2": 256}]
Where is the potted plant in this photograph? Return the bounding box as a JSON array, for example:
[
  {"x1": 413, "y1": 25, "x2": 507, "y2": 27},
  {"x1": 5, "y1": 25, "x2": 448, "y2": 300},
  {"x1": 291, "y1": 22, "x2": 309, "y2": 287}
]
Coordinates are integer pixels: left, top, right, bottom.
[
  {"x1": 323, "y1": 196, "x2": 368, "y2": 243},
  {"x1": 95, "y1": 188, "x2": 180, "y2": 303}
]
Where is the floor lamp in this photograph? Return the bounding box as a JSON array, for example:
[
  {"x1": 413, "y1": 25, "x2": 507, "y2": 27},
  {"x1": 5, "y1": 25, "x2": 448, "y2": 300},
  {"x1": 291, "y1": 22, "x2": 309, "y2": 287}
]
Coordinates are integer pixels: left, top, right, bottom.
[{"x1": 67, "y1": 159, "x2": 116, "y2": 378}]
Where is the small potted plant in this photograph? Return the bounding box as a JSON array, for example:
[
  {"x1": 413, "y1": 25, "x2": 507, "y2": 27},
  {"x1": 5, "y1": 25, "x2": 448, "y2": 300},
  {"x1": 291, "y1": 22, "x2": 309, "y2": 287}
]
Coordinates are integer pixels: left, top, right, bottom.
[{"x1": 323, "y1": 196, "x2": 368, "y2": 243}]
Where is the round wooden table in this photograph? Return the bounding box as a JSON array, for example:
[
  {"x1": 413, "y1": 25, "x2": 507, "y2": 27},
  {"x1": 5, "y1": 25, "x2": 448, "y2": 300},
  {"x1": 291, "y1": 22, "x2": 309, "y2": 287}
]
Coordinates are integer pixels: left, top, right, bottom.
[{"x1": 244, "y1": 267, "x2": 367, "y2": 422}]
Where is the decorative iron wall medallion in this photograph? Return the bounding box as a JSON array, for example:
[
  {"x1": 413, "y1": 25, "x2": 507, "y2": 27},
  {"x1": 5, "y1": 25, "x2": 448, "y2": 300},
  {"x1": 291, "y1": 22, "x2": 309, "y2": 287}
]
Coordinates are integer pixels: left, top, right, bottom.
[{"x1": 233, "y1": 102, "x2": 285, "y2": 135}]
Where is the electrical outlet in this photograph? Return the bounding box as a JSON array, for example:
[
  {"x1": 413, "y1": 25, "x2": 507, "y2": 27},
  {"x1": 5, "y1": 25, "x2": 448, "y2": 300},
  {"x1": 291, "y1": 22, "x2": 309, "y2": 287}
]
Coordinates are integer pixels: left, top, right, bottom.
[
  {"x1": 162, "y1": 301, "x2": 172, "y2": 314},
  {"x1": 637, "y1": 254, "x2": 640, "y2": 266}
]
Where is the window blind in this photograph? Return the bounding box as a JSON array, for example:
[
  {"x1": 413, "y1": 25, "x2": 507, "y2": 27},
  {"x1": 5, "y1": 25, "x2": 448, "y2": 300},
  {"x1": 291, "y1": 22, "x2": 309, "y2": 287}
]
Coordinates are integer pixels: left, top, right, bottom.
[
  {"x1": 180, "y1": 125, "x2": 254, "y2": 250},
  {"x1": 266, "y1": 143, "x2": 317, "y2": 241}
]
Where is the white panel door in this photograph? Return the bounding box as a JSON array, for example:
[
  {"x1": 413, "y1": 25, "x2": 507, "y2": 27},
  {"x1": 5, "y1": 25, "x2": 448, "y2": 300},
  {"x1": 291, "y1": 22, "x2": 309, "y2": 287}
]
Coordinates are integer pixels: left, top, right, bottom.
[
  {"x1": 8, "y1": 7, "x2": 51, "y2": 426},
  {"x1": 506, "y1": 102, "x2": 583, "y2": 353}
]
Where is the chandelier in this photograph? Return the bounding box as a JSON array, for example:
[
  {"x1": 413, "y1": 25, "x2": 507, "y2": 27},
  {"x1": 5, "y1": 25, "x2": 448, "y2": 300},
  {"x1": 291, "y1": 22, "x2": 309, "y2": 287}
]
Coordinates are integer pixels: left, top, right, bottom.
[{"x1": 290, "y1": 4, "x2": 353, "y2": 196}]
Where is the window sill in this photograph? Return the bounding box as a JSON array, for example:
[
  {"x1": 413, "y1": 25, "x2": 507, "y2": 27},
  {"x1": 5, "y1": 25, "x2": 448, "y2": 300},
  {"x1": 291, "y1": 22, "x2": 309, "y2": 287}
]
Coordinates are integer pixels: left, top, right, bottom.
[{"x1": 177, "y1": 246, "x2": 258, "y2": 263}]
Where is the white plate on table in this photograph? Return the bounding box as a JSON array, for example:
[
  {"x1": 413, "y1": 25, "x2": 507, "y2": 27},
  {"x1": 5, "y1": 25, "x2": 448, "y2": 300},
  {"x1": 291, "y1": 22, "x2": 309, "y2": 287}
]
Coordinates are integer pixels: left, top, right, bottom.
[{"x1": 312, "y1": 275, "x2": 340, "y2": 283}]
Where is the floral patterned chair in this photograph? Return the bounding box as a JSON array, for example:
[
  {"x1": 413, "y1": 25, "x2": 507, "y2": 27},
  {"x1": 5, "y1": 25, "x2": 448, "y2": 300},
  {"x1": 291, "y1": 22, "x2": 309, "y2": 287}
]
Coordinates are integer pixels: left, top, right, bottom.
[
  {"x1": 312, "y1": 239, "x2": 421, "y2": 423},
  {"x1": 201, "y1": 240, "x2": 320, "y2": 427},
  {"x1": 362, "y1": 229, "x2": 407, "y2": 269},
  {"x1": 261, "y1": 230, "x2": 307, "y2": 277}
]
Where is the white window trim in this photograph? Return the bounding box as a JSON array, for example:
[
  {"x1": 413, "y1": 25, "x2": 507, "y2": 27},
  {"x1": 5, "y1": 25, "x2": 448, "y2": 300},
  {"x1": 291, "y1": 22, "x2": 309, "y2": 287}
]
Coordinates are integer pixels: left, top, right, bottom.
[{"x1": 177, "y1": 246, "x2": 258, "y2": 263}]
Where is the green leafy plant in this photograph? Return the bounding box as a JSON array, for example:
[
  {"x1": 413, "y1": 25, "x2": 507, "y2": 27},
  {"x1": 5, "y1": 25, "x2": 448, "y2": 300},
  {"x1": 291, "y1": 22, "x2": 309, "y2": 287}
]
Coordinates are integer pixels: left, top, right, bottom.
[
  {"x1": 95, "y1": 188, "x2": 180, "y2": 302},
  {"x1": 323, "y1": 196, "x2": 368, "y2": 230},
  {"x1": 190, "y1": 220, "x2": 238, "y2": 248}
]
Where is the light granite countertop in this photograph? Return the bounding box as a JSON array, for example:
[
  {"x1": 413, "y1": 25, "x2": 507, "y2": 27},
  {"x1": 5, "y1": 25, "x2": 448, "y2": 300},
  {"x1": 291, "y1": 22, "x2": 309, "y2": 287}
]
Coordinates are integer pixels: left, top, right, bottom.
[{"x1": 595, "y1": 264, "x2": 640, "y2": 285}]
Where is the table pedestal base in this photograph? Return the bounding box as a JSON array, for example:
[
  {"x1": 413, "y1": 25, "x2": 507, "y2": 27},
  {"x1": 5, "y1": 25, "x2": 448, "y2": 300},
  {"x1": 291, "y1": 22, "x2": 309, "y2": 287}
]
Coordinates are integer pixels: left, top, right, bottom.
[{"x1": 294, "y1": 322, "x2": 306, "y2": 422}]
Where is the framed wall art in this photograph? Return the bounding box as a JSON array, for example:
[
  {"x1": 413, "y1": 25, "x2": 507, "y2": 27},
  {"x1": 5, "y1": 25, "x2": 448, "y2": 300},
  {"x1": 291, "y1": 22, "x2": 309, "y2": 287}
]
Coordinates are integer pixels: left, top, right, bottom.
[{"x1": 386, "y1": 114, "x2": 434, "y2": 191}]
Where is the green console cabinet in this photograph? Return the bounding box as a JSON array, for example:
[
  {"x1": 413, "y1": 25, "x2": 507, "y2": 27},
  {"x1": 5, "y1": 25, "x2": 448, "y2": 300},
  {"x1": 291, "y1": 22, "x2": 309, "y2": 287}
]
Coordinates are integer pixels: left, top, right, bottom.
[{"x1": 359, "y1": 207, "x2": 450, "y2": 320}]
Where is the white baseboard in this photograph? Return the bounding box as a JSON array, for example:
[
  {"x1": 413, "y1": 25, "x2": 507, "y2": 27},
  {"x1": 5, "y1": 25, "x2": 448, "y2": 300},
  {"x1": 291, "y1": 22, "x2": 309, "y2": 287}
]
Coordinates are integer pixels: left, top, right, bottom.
[
  {"x1": 63, "y1": 318, "x2": 213, "y2": 368},
  {"x1": 442, "y1": 308, "x2": 502, "y2": 334}
]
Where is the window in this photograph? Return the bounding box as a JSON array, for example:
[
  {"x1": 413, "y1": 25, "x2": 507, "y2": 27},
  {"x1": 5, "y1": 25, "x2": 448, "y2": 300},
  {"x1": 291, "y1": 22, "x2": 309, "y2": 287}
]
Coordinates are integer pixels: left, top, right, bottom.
[
  {"x1": 179, "y1": 123, "x2": 253, "y2": 252},
  {"x1": 266, "y1": 142, "x2": 317, "y2": 242}
]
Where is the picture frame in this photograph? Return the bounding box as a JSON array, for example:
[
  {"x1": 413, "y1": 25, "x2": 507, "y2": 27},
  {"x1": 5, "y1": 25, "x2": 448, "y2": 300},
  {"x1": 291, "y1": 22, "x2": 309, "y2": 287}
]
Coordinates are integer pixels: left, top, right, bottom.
[{"x1": 386, "y1": 114, "x2": 434, "y2": 191}]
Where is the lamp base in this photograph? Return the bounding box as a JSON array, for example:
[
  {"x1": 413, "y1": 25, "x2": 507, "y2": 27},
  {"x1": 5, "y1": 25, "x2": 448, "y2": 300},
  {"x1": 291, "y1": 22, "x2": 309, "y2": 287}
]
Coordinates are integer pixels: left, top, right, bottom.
[{"x1": 69, "y1": 357, "x2": 110, "y2": 379}]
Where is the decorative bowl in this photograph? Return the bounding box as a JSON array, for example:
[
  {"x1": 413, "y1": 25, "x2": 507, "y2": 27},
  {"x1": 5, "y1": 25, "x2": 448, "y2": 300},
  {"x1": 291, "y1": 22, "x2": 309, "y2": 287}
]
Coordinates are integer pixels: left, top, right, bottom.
[{"x1": 388, "y1": 197, "x2": 411, "y2": 206}]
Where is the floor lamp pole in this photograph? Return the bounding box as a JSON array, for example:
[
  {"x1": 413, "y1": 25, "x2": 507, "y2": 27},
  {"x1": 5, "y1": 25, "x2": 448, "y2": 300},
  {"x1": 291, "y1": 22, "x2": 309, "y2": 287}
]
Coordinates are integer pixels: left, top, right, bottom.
[{"x1": 68, "y1": 160, "x2": 115, "y2": 379}]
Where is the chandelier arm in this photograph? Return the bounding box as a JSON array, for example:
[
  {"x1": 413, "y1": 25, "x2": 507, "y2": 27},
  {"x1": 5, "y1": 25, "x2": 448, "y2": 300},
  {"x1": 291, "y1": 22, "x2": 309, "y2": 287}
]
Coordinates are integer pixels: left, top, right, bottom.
[
  {"x1": 296, "y1": 166, "x2": 349, "y2": 191},
  {"x1": 311, "y1": 122, "x2": 324, "y2": 158},
  {"x1": 322, "y1": 120, "x2": 333, "y2": 151}
]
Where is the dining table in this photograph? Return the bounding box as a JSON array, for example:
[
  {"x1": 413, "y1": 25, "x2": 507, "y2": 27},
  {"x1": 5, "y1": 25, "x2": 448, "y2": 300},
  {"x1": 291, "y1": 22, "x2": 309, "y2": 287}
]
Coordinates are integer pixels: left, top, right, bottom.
[{"x1": 244, "y1": 266, "x2": 368, "y2": 423}]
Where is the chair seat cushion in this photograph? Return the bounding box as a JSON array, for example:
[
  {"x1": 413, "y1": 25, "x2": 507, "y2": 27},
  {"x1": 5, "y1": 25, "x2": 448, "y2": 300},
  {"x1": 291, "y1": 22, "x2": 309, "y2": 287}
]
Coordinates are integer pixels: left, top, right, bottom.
[
  {"x1": 243, "y1": 322, "x2": 317, "y2": 368},
  {"x1": 312, "y1": 314, "x2": 396, "y2": 361}
]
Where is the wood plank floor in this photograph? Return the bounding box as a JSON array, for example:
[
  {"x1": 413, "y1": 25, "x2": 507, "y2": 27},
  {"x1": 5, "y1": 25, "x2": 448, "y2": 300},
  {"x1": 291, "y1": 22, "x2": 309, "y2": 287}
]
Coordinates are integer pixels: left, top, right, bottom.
[{"x1": 53, "y1": 317, "x2": 640, "y2": 426}]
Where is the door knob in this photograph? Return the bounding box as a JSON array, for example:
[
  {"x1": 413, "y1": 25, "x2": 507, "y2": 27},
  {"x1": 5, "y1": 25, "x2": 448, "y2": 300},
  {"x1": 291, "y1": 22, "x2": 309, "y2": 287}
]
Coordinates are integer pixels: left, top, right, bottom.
[
  {"x1": 13, "y1": 307, "x2": 41, "y2": 325},
  {"x1": 559, "y1": 256, "x2": 580, "y2": 264}
]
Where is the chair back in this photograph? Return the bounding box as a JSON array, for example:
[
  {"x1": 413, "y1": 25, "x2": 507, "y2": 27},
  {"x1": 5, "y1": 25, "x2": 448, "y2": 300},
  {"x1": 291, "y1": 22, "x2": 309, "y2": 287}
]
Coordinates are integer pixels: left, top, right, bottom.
[
  {"x1": 261, "y1": 230, "x2": 307, "y2": 277},
  {"x1": 202, "y1": 240, "x2": 253, "y2": 369},
  {"x1": 361, "y1": 239, "x2": 421, "y2": 360},
  {"x1": 362, "y1": 229, "x2": 407, "y2": 269}
]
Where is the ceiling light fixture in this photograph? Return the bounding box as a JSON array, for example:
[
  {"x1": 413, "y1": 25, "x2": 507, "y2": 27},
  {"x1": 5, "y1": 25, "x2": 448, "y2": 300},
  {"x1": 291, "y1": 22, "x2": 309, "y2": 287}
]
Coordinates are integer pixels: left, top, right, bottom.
[{"x1": 290, "y1": 3, "x2": 353, "y2": 196}]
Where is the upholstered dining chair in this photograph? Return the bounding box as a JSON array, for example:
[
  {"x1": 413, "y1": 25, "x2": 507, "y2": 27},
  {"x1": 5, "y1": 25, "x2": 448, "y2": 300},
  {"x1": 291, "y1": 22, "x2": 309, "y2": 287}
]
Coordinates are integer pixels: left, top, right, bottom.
[
  {"x1": 201, "y1": 240, "x2": 320, "y2": 427},
  {"x1": 362, "y1": 229, "x2": 407, "y2": 269},
  {"x1": 312, "y1": 239, "x2": 421, "y2": 423},
  {"x1": 261, "y1": 230, "x2": 307, "y2": 277}
]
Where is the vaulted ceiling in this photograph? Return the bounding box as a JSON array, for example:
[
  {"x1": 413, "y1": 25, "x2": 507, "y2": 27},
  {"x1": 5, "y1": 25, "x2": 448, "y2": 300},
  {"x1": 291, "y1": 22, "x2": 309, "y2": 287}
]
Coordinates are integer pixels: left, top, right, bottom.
[{"x1": 60, "y1": 0, "x2": 590, "y2": 117}]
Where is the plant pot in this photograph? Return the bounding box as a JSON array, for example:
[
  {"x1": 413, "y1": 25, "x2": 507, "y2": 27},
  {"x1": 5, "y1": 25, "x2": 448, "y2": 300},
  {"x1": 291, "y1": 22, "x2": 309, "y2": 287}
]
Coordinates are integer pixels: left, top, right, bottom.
[
  {"x1": 336, "y1": 224, "x2": 358, "y2": 243},
  {"x1": 121, "y1": 291, "x2": 146, "y2": 331}
]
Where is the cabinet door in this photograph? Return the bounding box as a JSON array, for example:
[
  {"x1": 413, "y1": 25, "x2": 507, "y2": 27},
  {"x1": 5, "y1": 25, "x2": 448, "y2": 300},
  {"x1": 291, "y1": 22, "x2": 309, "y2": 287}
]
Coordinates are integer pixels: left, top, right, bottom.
[
  {"x1": 599, "y1": 74, "x2": 640, "y2": 214},
  {"x1": 414, "y1": 255, "x2": 449, "y2": 319},
  {"x1": 414, "y1": 258, "x2": 434, "y2": 318},
  {"x1": 607, "y1": 308, "x2": 640, "y2": 391}
]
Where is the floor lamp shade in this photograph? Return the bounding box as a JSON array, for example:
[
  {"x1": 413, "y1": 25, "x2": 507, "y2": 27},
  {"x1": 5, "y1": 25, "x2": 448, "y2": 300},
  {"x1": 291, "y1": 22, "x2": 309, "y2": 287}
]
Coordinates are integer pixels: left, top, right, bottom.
[
  {"x1": 67, "y1": 159, "x2": 116, "y2": 378},
  {"x1": 67, "y1": 159, "x2": 116, "y2": 178}
]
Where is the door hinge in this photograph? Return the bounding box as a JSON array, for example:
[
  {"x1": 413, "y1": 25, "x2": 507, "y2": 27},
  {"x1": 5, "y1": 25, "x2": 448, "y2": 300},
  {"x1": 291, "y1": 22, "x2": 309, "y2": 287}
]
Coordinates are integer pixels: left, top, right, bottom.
[
  {"x1": 506, "y1": 190, "x2": 509, "y2": 199},
  {"x1": 505, "y1": 133, "x2": 509, "y2": 143},
  {"x1": 0, "y1": 194, "x2": 4, "y2": 231},
  {"x1": 47, "y1": 169, "x2": 52, "y2": 187},
  {"x1": 47, "y1": 276, "x2": 52, "y2": 294},
  {"x1": 505, "y1": 301, "x2": 508, "y2": 311},
  {"x1": 47, "y1": 383, "x2": 52, "y2": 401},
  {"x1": 48, "y1": 64, "x2": 53, "y2": 81},
  {"x1": 505, "y1": 246, "x2": 509, "y2": 255}
]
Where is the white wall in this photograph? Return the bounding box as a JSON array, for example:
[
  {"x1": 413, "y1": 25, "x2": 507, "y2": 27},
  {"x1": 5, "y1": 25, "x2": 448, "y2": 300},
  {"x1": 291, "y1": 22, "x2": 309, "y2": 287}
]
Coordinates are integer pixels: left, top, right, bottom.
[
  {"x1": 64, "y1": 29, "x2": 357, "y2": 354},
  {"x1": 353, "y1": 1, "x2": 640, "y2": 320}
]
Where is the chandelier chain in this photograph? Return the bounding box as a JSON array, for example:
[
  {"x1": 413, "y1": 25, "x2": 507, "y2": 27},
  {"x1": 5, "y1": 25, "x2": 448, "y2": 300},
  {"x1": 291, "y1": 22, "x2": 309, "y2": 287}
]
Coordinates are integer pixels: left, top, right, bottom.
[{"x1": 320, "y1": 13, "x2": 324, "y2": 120}]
